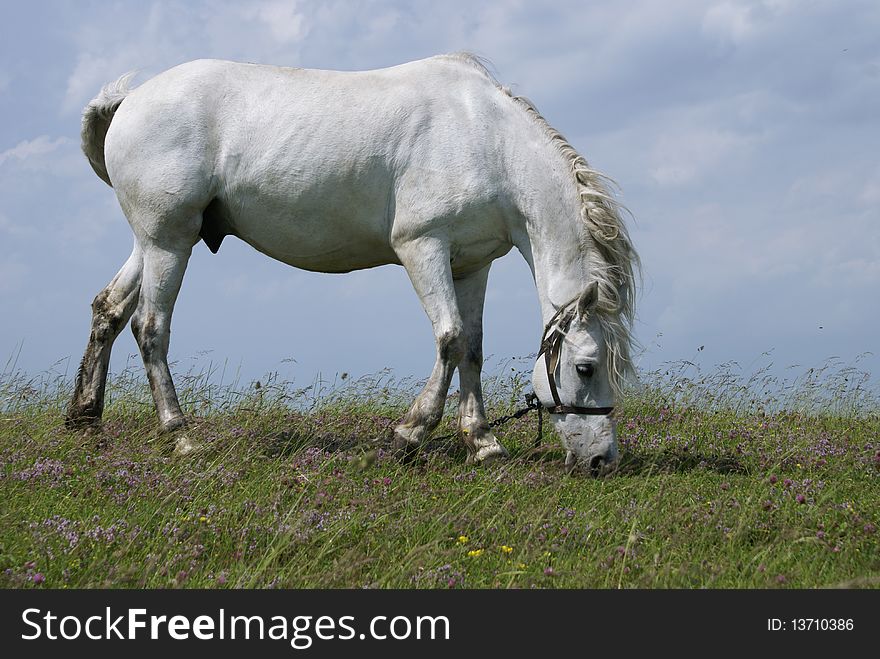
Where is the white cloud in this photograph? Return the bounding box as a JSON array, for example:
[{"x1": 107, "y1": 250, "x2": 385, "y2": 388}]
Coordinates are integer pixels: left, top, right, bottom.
[
  {"x1": 60, "y1": 1, "x2": 318, "y2": 114},
  {"x1": 702, "y1": 0, "x2": 796, "y2": 47},
  {"x1": 702, "y1": 2, "x2": 757, "y2": 45},
  {"x1": 246, "y1": 0, "x2": 309, "y2": 43},
  {"x1": 364, "y1": 7, "x2": 401, "y2": 38},
  {"x1": 63, "y1": 52, "x2": 126, "y2": 115},
  {"x1": 649, "y1": 127, "x2": 750, "y2": 186},
  {"x1": 0, "y1": 135, "x2": 70, "y2": 167}
]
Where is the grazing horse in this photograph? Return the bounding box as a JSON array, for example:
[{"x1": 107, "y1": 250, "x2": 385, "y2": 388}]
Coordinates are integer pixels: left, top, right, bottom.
[{"x1": 67, "y1": 53, "x2": 638, "y2": 473}]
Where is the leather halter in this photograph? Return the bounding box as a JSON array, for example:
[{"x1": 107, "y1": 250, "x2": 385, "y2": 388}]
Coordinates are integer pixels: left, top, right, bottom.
[{"x1": 537, "y1": 297, "x2": 615, "y2": 417}]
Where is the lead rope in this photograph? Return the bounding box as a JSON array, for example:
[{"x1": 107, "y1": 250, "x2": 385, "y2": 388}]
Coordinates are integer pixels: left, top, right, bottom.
[
  {"x1": 487, "y1": 390, "x2": 544, "y2": 449},
  {"x1": 412, "y1": 390, "x2": 544, "y2": 448},
  {"x1": 534, "y1": 395, "x2": 543, "y2": 449}
]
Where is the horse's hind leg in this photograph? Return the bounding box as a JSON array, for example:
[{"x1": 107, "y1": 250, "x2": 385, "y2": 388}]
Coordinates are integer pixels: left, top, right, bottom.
[
  {"x1": 453, "y1": 265, "x2": 509, "y2": 463},
  {"x1": 66, "y1": 245, "x2": 143, "y2": 429},
  {"x1": 130, "y1": 243, "x2": 193, "y2": 435}
]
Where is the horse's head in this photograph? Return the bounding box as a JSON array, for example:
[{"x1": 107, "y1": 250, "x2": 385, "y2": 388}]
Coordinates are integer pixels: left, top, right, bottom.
[{"x1": 532, "y1": 281, "x2": 620, "y2": 476}]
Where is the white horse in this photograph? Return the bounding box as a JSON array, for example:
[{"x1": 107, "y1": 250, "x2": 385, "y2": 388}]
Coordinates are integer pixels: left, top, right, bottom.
[{"x1": 67, "y1": 53, "x2": 638, "y2": 473}]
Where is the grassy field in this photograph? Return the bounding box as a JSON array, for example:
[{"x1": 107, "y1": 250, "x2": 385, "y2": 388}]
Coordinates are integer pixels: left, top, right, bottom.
[{"x1": 1, "y1": 356, "x2": 878, "y2": 589}]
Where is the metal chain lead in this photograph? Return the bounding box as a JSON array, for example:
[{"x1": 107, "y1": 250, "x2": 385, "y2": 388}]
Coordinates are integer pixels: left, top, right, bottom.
[
  {"x1": 427, "y1": 391, "x2": 544, "y2": 448},
  {"x1": 488, "y1": 391, "x2": 544, "y2": 449}
]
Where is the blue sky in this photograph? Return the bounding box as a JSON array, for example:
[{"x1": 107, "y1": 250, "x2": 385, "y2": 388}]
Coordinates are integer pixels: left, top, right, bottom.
[{"x1": 1, "y1": 0, "x2": 878, "y2": 391}]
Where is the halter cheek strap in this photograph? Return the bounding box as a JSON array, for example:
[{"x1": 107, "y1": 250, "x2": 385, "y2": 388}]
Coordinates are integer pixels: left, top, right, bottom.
[{"x1": 537, "y1": 299, "x2": 615, "y2": 417}]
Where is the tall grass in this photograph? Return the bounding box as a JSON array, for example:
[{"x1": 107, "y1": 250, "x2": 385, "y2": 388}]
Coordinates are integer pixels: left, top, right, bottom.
[{"x1": 1, "y1": 354, "x2": 877, "y2": 588}]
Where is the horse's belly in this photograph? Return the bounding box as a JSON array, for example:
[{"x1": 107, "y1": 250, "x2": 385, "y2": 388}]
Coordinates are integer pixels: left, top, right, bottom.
[
  {"x1": 222, "y1": 203, "x2": 395, "y2": 272},
  {"x1": 224, "y1": 198, "x2": 514, "y2": 275}
]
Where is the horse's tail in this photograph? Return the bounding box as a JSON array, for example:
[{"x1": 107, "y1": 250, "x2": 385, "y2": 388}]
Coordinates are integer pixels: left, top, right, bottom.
[{"x1": 81, "y1": 72, "x2": 136, "y2": 186}]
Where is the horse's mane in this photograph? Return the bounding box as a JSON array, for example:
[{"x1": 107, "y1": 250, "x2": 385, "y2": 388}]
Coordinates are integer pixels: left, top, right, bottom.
[{"x1": 445, "y1": 52, "x2": 641, "y2": 392}]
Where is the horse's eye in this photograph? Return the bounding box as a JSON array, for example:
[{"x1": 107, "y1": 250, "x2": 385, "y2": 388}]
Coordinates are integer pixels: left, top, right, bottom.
[{"x1": 576, "y1": 363, "x2": 595, "y2": 378}]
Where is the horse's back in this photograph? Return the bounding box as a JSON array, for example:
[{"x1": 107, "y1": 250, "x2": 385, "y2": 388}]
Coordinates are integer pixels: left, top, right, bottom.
[
  {"x1": 104, "y1": 56, "x2": 518, "y2": 272},
  {"x1": 108, "y1": 55, "x2": 505, "y2": 176}
]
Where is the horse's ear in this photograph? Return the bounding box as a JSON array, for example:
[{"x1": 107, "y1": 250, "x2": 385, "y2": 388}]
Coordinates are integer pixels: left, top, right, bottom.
[{"x1": 577, "y1": 281, "x2": 599, "y2": 320}]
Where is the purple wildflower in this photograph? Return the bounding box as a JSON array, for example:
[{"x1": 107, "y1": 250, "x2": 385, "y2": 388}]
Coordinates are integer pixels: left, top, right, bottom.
[{"x1": 14, "y1": 458, "x2": 66, "y2": 484}]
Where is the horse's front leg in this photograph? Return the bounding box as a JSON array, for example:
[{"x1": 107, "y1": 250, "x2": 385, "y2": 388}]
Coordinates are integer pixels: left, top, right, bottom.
[
  {"x1": 393, "y1": 236, "x2": 465, "y2": 453},
  {"x1": 453, "y1": 265, "x2": 509, "y2": 463},
  {"x1": 131, "y1": 241, "x2": 196, "y2": 454}
]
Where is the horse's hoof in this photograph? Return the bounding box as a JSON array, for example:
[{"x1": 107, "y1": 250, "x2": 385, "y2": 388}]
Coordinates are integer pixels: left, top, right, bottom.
[
  {"x1": 392, "y1": 434, "x2": 413, "y2": 451},
  {"x1": 564, "y1": 451, "x2": 619, "y2": 478},
  {"x1": 391, "y1": 427, "x2": 422, "y2": 463},
  {"x1": 467, "y1": 441, "x2": 510, "y2": 465},
  {"x1": 392, "y1": 436, "x2": 418, "y2": 459},
  {"x1": 172, "y1": 433, "x2": 201, "y2": 456},
  {"x1": 392, "y1": 424, "x2": 422, "y2": 449}
]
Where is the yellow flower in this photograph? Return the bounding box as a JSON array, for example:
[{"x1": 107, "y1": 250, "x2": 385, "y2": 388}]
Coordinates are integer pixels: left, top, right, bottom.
[
  {"x1": 457, "y1": 535, "x2": 469, "y2": 544},
  {"x1": 517, "y1": 563, "x2": 528, "y2": 570},
  {"x1": 199, "y1": 516, "x2": 208, "y2": 523},
  {"x1": 500, "y1": 545, "x2": 513, "y2": 554},
  {"x1": 467, "y1": 549, "x2": 484, "y2": 557}
]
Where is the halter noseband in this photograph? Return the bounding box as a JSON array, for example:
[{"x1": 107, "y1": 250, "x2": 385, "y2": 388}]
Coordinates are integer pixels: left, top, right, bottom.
[{"x1": 537, "y1": 297, "x2": 615, "y2": 417}]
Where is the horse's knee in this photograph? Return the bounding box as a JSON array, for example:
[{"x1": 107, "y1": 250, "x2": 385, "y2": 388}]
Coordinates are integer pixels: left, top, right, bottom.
[
  {"x1": 437, "y1": 326, "x2": 466, "y2": 364},
  {"x1": 131, "y1": 311, "x2": 163, "y2": 358}
]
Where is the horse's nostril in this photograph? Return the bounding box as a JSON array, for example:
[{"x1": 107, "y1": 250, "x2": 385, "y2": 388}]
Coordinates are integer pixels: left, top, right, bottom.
[{"x1": 589, "y1": 454, "x2": 604, "y2": 475}]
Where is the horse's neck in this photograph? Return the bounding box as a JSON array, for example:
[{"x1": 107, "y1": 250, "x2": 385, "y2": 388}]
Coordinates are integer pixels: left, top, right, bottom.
[
  {"x1": 524, "y1": 234, "x2": 590, "y2": 324},
  {"x1": 511, "y1": 158, "x2": 590, "y2": 325}
]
